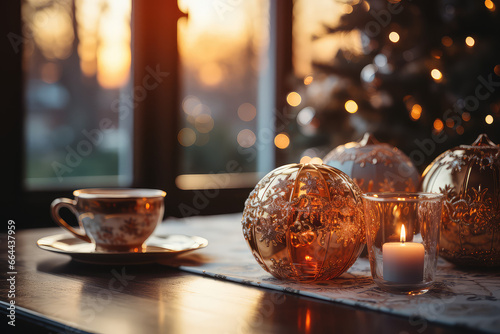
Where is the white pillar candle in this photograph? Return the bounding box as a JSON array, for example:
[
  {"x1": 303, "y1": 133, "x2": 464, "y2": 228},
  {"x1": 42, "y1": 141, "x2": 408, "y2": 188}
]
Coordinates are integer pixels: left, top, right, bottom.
[{"x1": 383, "y1": 225, "x2": 424, "y2": 284}]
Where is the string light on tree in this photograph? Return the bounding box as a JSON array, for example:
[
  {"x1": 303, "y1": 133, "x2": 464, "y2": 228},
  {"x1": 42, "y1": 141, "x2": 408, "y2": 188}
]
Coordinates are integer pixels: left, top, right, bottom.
[
  {"x1": 410, "y1": 104, "x2": 422, "y2": 120},
  {"x1": 433, "y1": 119, "x2": 444, "y2": 132},
  {"x1": 466, "y1": 36, "x2": 475, "y2": 47},
  {"x1": 345, "y1": 100, "x2": 358, "y2": 113},
  {"x1": 441, "y1": 36, "x2": 453, "y2": 47},
  {"x1": 485, "y1": 0, "x2": 496, "y2": 11},
  {"x1": 291, "y1": 0, "x2": 500, "y2": 160},
  {"x1": 389, "y1": 31, "x2": 400, "y2": 43},
  {"x1": 431, "y1": 69, "x2": 443, "y2": 82}
]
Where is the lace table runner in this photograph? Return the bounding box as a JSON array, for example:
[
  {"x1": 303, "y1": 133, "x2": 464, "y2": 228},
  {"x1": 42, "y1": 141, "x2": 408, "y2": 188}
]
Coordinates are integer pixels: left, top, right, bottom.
[{"x1": 155, "y1": 213, "x2": 500, "y2": 333}]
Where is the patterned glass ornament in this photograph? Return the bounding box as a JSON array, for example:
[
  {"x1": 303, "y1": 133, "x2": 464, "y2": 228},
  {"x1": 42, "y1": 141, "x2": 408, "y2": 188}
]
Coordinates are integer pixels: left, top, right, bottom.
[
  {"x1": 322, "y1": 133, "x2": 420, "y2": 193},
  {"x1": 422, "y1": 134, "x2": 500, "y2": 267},
  {"x1": 241, "y1": 163, "x2": 365, "y2": 281}
]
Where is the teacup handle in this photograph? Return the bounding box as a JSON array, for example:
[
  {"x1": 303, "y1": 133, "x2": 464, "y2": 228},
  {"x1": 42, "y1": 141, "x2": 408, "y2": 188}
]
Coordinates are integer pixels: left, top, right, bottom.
[{"x1": 50, "y1": 198, "x2": 91, "y2": 243}]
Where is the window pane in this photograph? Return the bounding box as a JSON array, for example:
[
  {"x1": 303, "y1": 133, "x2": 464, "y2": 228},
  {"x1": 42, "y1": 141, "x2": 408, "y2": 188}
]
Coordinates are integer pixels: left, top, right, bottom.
[
  {"x1": 23, "y1": 0, "x2": 133, "y2": 189},
  {"x1": 176, "y1": 0, "x2": 270, "y2": 189}
]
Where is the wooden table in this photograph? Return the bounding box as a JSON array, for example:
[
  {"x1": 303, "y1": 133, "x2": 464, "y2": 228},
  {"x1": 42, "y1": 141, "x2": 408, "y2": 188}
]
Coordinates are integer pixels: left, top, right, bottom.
[{"x1": 0, "y1": 227, "x2": 475, "y2": 334}]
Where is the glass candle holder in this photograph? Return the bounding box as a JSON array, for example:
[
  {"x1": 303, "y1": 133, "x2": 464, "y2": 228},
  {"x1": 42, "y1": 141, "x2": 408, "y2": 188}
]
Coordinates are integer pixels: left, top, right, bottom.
[{"x1": 362, "y1": 193, "x2": 444, "y2": 295}]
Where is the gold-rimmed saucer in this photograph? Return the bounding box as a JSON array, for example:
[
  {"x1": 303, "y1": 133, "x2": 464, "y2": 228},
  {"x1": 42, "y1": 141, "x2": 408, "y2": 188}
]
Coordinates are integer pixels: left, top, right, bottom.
[{"x1": 37, "y1": 233, "x2": 208, "y2": 265}]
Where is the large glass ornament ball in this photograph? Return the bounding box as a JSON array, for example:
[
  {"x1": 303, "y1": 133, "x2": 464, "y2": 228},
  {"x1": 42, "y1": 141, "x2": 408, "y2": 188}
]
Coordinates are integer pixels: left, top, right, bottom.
[
  {"x1": 242, "y1": 163, "x2": 365, "y2": 281},
  {"x1": 422, "y1": 134, "x2": 500, "y2": 267}
]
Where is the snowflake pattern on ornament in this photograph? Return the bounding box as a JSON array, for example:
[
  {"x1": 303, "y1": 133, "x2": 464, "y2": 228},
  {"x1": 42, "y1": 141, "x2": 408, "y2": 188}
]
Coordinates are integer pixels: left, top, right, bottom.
[{"x1": 241, "y1": 163, "x2": 366, "y2": 280}]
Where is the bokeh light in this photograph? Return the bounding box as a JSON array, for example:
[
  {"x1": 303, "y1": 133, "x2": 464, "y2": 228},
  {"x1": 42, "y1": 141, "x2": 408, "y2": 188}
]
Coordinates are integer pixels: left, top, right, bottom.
[
  {"x1": 410, "y1": 104, "x2": 422, "y2": 120},
  {"x1": 494, "y1": 65, "x2": 500, "y2": 76},
  {"x1": 178, "y1": 128, "x2": 196, "y2": 147},
  {"x1": 182, "y1": 95, "x2": 202, "y2": 115},
  {"x1": 287, "y1": 92, "x2": 302, "y2": 107},
  {"x1": 274, "y1": 133, "x2": 290, "y2": 149},
  {"x1": 485, "y1": 114, "x2": 494, "y2": 124},
  {"x1": 300, "y1": 156, "x2": 311, "y2": 164},
  {"x1": 303, "y1": 75, "x2": 313, "y2": 85},
  {"x1": 485, "y1": 0, "x2": 496, "y2": 11},
  {"x1": 345, "y1": 100, "x2": 358, "y2": 113},
  {"x1": 433, "y1": 119, "x2": 444, "y2": 132},
  {"x1": 465, "y1": 36, "x2": 475, "y2": 47},
  {"x1": 297, "y1": 107, "x2": 315, "y2": 126},
  {"x1": 441, "y1": 36, "x2": 453, "y2": 47},
  {"x1": 194, "y1": 114, "x2": 214, "y2": 133},
  {"x1": 237, "y1": 103, "x2": 257, "y2": 122},
  {"x1": 310, "y1": 157, "x2": 323, "y2": 165},
  {"x1": 431, "y1": 69, "x2": 443, "y2": 81},
  {"x1": 389, "y1": 31, "x2": 400, "y2": 43},
  {"x1": 237, "y1": 129, "x2": 256, "y2": 148},
  {"x1": 342, "y1": 4, "x2": 353, "y2": 14}
]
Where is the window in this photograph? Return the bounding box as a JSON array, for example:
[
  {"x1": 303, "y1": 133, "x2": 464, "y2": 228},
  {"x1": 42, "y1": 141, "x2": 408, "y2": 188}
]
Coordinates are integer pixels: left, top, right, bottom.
[
  {"x1": 7, "y1": 0, "x2": 292, "y2": 224},
  {"x1": 22, "y1": 0, "x2": 133, "y2": 190},
  {"x1": 176, "y1": 0, "x2": 274, "y2": 190}
]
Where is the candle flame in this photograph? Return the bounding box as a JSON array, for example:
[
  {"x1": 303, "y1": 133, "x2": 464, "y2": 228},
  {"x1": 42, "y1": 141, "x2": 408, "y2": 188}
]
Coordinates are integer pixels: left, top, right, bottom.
[{"x1": 400, "y1": 224, "x2": 406, "y2": 244}]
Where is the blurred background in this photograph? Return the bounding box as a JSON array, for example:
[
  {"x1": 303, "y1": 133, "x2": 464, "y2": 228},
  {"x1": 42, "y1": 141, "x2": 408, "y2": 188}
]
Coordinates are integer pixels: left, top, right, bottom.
[{"x1": 3, "y1": 0, "x2": 500, "y2": 226}]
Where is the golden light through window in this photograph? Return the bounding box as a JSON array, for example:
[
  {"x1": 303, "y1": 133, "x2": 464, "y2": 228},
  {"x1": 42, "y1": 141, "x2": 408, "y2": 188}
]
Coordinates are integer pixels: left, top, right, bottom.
[
  {"x1": 287, "y1": 92, "x2": 302, "y2": 107},
  {"x1": 485, "y1": 115, "x2": 494, "y2": 124},
  {"x1": 345, "y1": 100, "x2": 358, "y2": 113},
  {"x1": 28, "y1": 1, "x2": 74, "y2": 60},
  {"x1": 389, "y1": 31, "x2": 400, "y2": 43},
  {"x1": 94, "y1": 0, "x2": 131, "y2": 89},
  {"x1": 431, "y1": 69, "x2": 443, "y2": 81},
  {"x1": 178, "y1": 128, "x2": 196, "y2": 147},
  {"x1": 465, "y1": 36, "x2": 475, "y2": 47},
  {"x1": 237, "y1": 129, "x2": 256, "y2": 148},
  {"x1": 274, "y1": 133, "x2": 290, "y2": 149},
  {"x1": 433, "y1": 119, "x2": 444, "y2": 132},
  {"x1": 199, "y1": 62, "x2": 224, "y2": 87}
]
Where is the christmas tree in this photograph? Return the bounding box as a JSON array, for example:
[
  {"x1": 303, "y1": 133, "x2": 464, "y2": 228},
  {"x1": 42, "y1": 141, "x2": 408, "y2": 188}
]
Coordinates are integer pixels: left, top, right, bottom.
[{"x1": 289, "y1": 0, "x2": 500, "y2": 171}]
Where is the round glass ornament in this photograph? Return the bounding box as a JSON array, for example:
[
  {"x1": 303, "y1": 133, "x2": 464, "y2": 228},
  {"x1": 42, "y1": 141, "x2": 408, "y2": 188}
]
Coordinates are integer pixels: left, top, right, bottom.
[
  {"x1": 422, "y1": 133, "x2": 500, "y2": 267},
  {"x1": 323, "y1": 133, "x2": 420, "y2": 193},
  {"x1": 241, "y1": 163, "x2": 365, "y2": 281}
]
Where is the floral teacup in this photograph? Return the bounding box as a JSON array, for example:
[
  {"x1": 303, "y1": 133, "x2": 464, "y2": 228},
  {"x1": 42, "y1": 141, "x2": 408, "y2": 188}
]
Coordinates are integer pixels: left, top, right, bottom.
[{"x1": 51, "y1": 188, "x2": 166, "y2": 252}]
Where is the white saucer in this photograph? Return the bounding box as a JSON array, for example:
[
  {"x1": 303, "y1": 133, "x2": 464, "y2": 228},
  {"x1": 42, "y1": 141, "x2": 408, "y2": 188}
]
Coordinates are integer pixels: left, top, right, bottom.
[{"x1": 37, "y1": 233, "x2": 208, "y2": 265}]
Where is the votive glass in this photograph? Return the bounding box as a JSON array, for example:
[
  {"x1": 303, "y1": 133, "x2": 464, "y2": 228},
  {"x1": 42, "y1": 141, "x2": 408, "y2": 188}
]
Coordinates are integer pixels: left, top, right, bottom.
[{"x1": 362, "y1": 193, "x2": 443, "y2": 295}]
